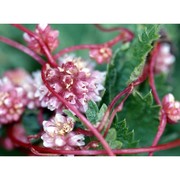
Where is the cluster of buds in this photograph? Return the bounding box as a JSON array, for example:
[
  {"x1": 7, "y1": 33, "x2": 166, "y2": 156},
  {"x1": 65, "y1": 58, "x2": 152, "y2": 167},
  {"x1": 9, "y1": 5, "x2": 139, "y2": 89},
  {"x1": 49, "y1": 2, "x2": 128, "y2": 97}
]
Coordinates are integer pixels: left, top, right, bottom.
[
  {"x1": 0, "y1": 69, "x2": 41, "y2": 125},
  {"x1": 41, "y1": 113, "x2": 85, "y2": 149},
  {"x1": 35, "y1": 56, "x2": 106, "y2": 112},
  {"x1": 0, "y1": 77, "x2": 26, "y2": 124},
  {"x1": 154, "y1": 43, "x2": 175, "y2": 74},
  {"x1": 162, "y1": 93, "x2": 180, "y2": 123},
  {"x1": 89, "y1": 46, "x2": 112, "y2": 64},
  {"x1": 23, "y1": 24, "x2": 59, "y2": 55}
]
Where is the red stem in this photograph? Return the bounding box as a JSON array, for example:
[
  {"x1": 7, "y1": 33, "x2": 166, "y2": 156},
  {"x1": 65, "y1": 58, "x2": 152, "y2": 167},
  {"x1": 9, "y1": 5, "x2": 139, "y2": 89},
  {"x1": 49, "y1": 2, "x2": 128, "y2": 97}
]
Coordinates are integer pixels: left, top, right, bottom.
[
  {"x1": 148, "y1": 43, "x2": 167, "y2": 156},
  {"x1": 94, "y1": 24, "x2": 134, "y2": 41},
  {"x1": 0, "y1": 36, "x2": 45, "y2": 65},
  {"x1": 149, "y1": 43, "x2": 162, "y2": 105},
  {"x1": 53, "y1": 25, "x2": 133, "y2": 60},
  {"x1": 103, "y1": 90, "x2": 132, "y2": 138},
  {"x1": 8, "y1": 127, "x2": 180, "y2": 155},
  {"x1": 11, "y1": 24, "x2": 58, "y2": 68},
  {"x1": 149, "y1": 111, "x2": 167, "y2": 156},
  {"x1": 41, "y1": 64, "x2": 115, "y2": 156},
  {"x1": 98, "y1": 65, "x2": 148, "y2": 133}
]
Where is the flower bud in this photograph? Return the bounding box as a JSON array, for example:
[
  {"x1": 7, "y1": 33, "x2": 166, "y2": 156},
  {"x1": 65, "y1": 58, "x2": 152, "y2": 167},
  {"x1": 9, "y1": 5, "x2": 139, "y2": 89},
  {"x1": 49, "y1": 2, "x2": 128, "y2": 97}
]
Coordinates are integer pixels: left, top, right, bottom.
[
  {"x1": 23, "y1": 24, "x2": 59, "y2": 55},
  {"x1": 89, "y1": 47, "x2": 112, "y2": 64},
  {"x1": 162, "y1": 93, "x2": 180, "y2": 123}
]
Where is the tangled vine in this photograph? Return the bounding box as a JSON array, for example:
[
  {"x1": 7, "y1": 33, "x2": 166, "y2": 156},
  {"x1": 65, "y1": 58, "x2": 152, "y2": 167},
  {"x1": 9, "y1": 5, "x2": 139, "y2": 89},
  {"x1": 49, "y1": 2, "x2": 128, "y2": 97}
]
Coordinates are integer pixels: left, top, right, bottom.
[{"x1": 0, "y1": 24, "x2": 179, "y2": 156}]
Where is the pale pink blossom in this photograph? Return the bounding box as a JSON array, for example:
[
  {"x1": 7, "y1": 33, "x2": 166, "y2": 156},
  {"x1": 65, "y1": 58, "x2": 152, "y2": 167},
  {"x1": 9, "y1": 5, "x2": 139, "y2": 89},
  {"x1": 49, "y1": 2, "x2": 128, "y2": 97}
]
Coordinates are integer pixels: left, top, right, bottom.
[
  {"x1": 162, "y1": 93, "x2": 180, "y2": 123},
  {"x1": 35, "y1": 56, "x2": 106, "y2": 112},
  {"x1": 23, "y1": 24, "x2": 59, "y2": 55},
  {"x1": 0, "y1": 77, "x2": 26, "y2": 124},
  {"x1": 41, "y1": 113, "x2": 85, "y2": 148},
  {"x1": 155, "y1": 43, "x2": 175, "y2": 74},
  {"x1": 4, "y1": 69, "x2": 40, "y2": 109},
  {"x1": 89, "y1": 47, "x2": 112, "y2": 64}
]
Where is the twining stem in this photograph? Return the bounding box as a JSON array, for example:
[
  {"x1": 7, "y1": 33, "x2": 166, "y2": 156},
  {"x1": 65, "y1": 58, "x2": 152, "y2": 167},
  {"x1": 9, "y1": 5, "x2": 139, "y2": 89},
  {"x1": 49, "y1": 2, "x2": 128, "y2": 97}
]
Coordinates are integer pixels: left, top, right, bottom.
[
  {"x1": 53, "y1": 25, "x2": 134, "y2": 60},
  {"x1": 8, "y1": 127, "x2": 180, "y2": 156},
  {"x1": 0, "y1": 36, "x2": 45, "y2": 65},
  {"x1": 148, "y1": 43, "x2": 167, "y2": 156},
  {"x1": 149, "y1": 43, "x2": 162, "y2": 105},
  {"x1": 98, "y1": 65, "x2": 149, "y2": 133},
  {"x1": 103, "y1": 90, "x2": 132, "y2": 138},
  {"x1": 94, "y1": 24, "x2": 134, "y2": 42},
  {"x1": 149, "y1": 111, "x2": 167, "y2": 156},
  {"x1": 97, "y1": 86, "x2": 132, "y2": 132},
  {"x1": 53, "y1": 34, "x2": 124, "y2": 60},
  {"x1": 41, "y1": 64, "x2": 115, "y2": 156},
  {"x1": 11, "y1": 24, "x2": 58, "y2": 68}
]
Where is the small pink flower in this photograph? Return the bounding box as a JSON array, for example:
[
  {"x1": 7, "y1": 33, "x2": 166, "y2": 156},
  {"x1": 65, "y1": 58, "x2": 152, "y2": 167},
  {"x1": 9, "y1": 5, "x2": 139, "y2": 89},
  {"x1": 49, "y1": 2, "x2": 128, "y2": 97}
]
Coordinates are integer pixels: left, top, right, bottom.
[
  {"x1": 89, "y1": 47, "x2": 112, "y2": 64},
  {"x1": 155, "y1": 43, "x2": 175, "y2": 74},
  {"x1": 0, "y1": 77, "x2": 26, "y2": 124},
  {"x1": 4, "y1": 69, "x2": 40, "y2": 109},
  {"x1": 35, "y1": 56, "x2": 106, "y2": 112},
  {"x1": 23, "y1": 24, "x2": 59, "y2": 55},
  {"x1": 41, "y1": 113, "x2": 85, "y2": 148},
  {"x1": 162, "y1": 93, "x2": 180, "y2": 123}
]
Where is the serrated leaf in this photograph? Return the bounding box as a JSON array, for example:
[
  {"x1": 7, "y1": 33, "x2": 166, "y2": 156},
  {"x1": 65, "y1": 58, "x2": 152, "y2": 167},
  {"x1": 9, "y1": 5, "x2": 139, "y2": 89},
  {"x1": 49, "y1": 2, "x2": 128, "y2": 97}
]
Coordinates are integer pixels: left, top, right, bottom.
[
  {"x1": 105, "y1": 128, "x2": 122, "y2": 149},
  {"x1": 116, "y1": 91, "x2": 160, "y2": 147},
  {"x1": 85, "y1": 100, "x2": 99, "y2": 124},
  {"x1": 113, "y1": 119, "x2": 138, "y2": 148},
  {"x1": 128, "y1": 25, "x2": 160, "y2": 83}
]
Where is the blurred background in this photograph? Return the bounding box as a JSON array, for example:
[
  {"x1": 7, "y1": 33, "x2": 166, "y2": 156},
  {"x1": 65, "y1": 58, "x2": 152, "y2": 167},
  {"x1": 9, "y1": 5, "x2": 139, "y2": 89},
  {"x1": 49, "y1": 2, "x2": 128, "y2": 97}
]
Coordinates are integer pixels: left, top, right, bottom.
[{"x1": 0, "y1": 24, "x2": 179, "y2": 155}]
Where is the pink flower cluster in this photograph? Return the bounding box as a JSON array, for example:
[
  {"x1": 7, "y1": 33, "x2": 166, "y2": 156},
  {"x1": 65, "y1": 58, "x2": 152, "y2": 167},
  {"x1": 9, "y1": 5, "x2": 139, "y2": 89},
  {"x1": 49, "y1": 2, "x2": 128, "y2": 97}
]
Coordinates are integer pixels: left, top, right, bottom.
[
  {"x1": 0, "y1": 77, "x2": 26, "y2": 124},
  {"x1": 162, "y1": 93, "x2": 180, "y2": 123},
  {"x1": 0, "y1": 69, "x2": 40, "y2": 124},
  {"x1": 89, "y1": 47, "x2": 112, "y2": 64},
  {"x1": 154, "y1": 43, "x2": 175, "y2": 74},
  {"x1": 35, "y1": 56, "x2": 106, "y2": 112},
  {"x1": 41, "y1": 113, "x2": 85, "y2": 149},
  {"x1": 23, "y1": 24, "x2": 59, "y2": 55}
]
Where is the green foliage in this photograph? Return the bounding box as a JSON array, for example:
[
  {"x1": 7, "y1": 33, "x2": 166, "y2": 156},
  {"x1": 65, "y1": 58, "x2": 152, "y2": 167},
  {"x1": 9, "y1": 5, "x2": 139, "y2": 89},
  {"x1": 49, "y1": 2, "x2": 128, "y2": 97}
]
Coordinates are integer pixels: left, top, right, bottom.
[
  {"x1": 129, "y1": 25, "x2": 160, "y2": 82},
  {"x1": 105, "y1": 128, "x2": 122, "y2": 149},
  {"x1": 116, "y1": 91, "x2": 160, "y2": 147},
  {"x1": 85, "y1": 100, "x2": 107, "y2": 125},
  {"x1": 22, "y1": 109, "x2": 41, "y2": 135},
  {"x1": 113, "y1": 119, "x2": 139, "y2": 148},
  {"x1": 85, "y1": 100, "x2": 99, "y2": 124}
]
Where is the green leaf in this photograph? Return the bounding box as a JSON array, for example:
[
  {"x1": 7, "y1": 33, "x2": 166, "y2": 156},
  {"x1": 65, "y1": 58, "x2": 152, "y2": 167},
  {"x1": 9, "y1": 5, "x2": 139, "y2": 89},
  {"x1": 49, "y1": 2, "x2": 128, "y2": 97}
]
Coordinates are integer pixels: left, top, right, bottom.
[
  {"x1": 105, "y1": 128, "x2": 123, "y2": 149},
  {"x1": 97, "y1": 103, "x2": 108, "y2": 122},
  {"x1": 102, "y1": 25, "x2": 160, "y2": 106},
  {"x1": 128, "y1": 25, "x2": 160, "y2": 83},
  {"x1": 115, "y1": 91, "x2": 160, "y2": 147},
  {"x1": 22, "y1": 109, "x2": 41, "y2": 135},
  {"x1": 85, "y1": 100, "x2": 99, "y2": 124},
  {"x1": 112, "y1": 119, "x2": 139, "y2": 148}
]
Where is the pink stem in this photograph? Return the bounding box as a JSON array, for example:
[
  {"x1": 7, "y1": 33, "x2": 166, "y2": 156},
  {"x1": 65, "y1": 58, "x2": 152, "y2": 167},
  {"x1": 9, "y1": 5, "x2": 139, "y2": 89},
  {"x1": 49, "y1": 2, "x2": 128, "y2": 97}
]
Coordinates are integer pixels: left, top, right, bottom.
[
  {"x1": 0, "y1": 36, "x2": 45, "y2": 65},
  {"x1": 149, "y1": 43, "x2": 162, "y2": 105},
  {"x1": 98, "y1": 65, "x2": 148, "y2": 133},
  {"x1": 149, "y1": 111, "x2": 167, "y2": 156},
  {"x1": 148, "y1": 43, "x2": 167, "y2": 156},
  {"x1": 97, "y1": 86, "x2": 132, "y2": 132},
  {"x1": 103, "y1": 90, "x2": 132, "y2": 138},
  {"x1": 11, "y1": 24, "x2": 58, "y2": 68},
  {"x1": 94, "y1": 24, "x2": 134, "y2": 41},
  {"x1": 53, "y1": 25, "x2": 132, "y2": 60},
  {"x1": 8, "y1": 124, "x2": 180, "y2": 156},
  {"x1": 41, "y1": 64, "x2": 115, "y2": 156}
]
